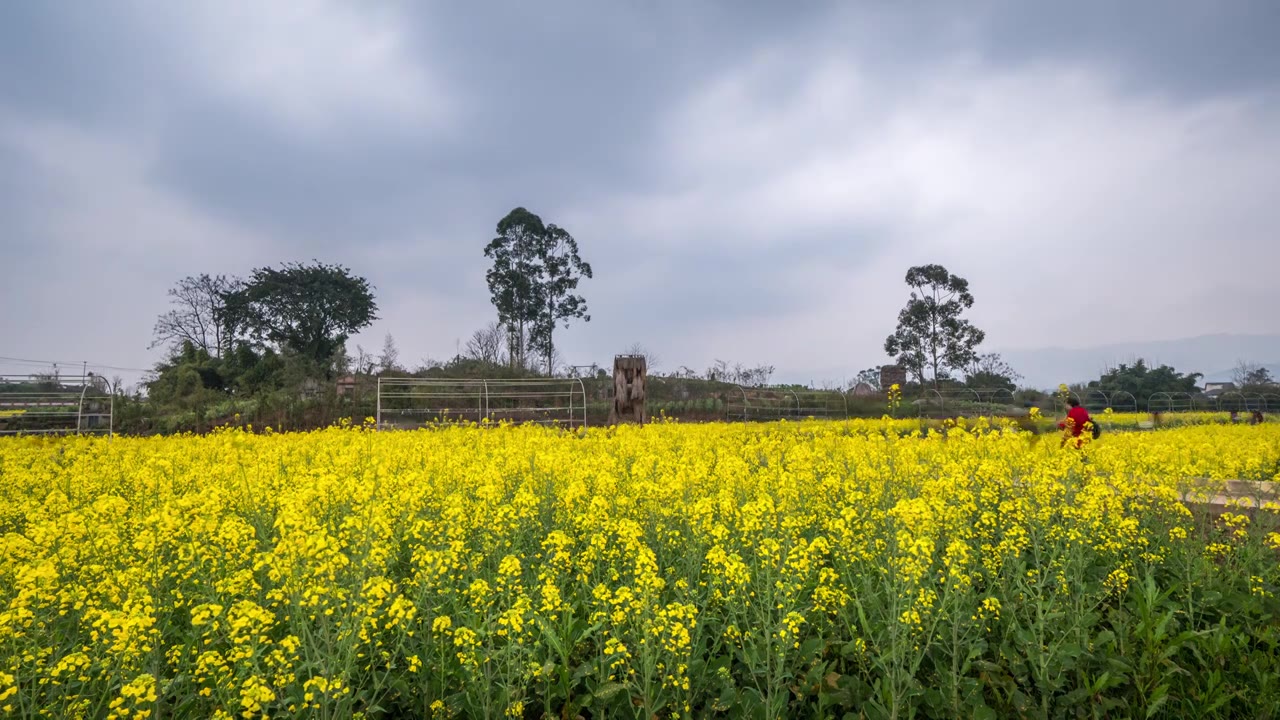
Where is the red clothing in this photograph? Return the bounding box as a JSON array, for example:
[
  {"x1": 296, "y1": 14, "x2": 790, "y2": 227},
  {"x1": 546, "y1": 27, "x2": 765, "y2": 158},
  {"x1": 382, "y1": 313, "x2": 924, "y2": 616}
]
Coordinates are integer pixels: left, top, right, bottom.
[{"x1": 1059, "y1": 406, "x2": 1091, "y2": 437}]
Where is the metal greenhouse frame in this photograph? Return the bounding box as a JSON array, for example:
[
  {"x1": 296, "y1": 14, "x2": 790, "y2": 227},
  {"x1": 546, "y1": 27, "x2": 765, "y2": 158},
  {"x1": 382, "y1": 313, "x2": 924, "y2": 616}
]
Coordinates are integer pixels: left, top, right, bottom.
[
  {"x1": 375, "y1": 377, "x2": 588, "y2": 429},
  {"x1": 0, "y1": 374, "x2": 114, "y2": 436}
]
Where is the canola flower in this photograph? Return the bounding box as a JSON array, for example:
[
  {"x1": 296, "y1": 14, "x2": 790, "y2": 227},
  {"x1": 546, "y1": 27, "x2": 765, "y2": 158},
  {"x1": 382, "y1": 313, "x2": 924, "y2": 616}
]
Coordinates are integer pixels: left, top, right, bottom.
[{"x1": 0, "y1": 419, "x2": 1279, "y2": 718}]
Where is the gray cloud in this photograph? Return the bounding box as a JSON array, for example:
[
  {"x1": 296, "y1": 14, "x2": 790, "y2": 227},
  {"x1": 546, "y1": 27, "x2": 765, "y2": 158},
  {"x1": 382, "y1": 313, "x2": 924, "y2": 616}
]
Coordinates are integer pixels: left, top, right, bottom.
[{"x1": 2, "y1": 1, "x2": 1279, "y2": 389}]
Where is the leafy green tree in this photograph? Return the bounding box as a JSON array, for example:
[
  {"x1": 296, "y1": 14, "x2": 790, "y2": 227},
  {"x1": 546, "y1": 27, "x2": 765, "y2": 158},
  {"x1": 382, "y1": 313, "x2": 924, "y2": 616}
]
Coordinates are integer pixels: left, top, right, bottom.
[
  {"x1": 965, "y1": 353, "x2": 1022, "y2": 392},
  {"x1": 484, "y1": 208, "x2": 592, "y2": 375},
  {"x1": 855, "y1": 367, "x2": 883, "y2": 392},
  {"x1": 1088, "y1": 359, "x2": 1202, "y2": 403},
  {"x1": 147, "y1": 342, "x2": 224, "y2": 400},
  {"x1": 222, "y1": 343, "x2": 285, "y2": 396},
  {"x1": 225, "y1": 262, "x2": 378, "y2": 376},
  {"x1": 484, "y1": 209, "x2": 543, "y2": 370},
  {"x1": 884, "y1": 264, "x2": 985, "y2": 389}
]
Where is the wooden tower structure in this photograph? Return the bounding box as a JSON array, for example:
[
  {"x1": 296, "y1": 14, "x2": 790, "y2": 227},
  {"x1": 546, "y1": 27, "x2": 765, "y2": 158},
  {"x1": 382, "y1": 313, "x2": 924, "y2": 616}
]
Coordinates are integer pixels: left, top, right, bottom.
[{"x1": 609, "y1": 355, "x2": 648, "y2": 424}]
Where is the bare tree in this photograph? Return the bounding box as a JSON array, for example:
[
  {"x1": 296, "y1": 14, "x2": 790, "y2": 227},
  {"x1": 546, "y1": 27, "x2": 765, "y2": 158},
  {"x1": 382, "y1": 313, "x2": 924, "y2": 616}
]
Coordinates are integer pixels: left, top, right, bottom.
[
  {"x1": 966, "y1": 352, "x2": 1024, "y2": 384},
  {"x1": 415, "y1": 357, "x2": 445, "y2": 373},
  {"x1": 150, "y1": 274, "x2": 241, "y2": 357},
  {"x1": 734, "y1": 364, "x2": 775, "y2": 387},
  {"x1": 1233, "y1": 360, "x2": 1273, "y2": 388},
  {"x1": 549, "y1": 347, "x2": 569, "y2": 377},
  {"x1": 378, "y1": 333, "x2": 401, "y2": 373},
  {"x1": 464, "y1": 322, "x2": 509, "y2": 366},
  {"x1": 704, "y1": 359, "x2": 773, "y2": 386},
  {"x1": 623, "y1": 343, "x2": 662, "y2": 373},
  {"x1": 350, "y1": 345, "x2": 377, "y2": 376},
  {"x1": 705, "y1": 359, "x2": 730, "y2": 382}
]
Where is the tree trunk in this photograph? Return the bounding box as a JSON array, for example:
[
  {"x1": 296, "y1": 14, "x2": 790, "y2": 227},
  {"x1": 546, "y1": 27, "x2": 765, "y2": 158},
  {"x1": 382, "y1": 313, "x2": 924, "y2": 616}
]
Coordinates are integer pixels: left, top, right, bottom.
[
  {"x1": 513, "y1": 321, "x2": 525, "y2": 370},
  {"x1": 546, "y1": 295, "x2": 555, "y2": 376},
  {"x1": 930, "y1": 286, "x2": 941, "y2": 389}
]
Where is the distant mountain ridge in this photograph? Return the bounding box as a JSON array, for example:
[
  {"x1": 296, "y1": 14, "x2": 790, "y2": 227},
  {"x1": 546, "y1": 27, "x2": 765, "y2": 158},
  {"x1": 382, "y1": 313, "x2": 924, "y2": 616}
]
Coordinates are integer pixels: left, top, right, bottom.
[{"x1": 996, "y1": 333, "x2": 1280, "y2": 389}]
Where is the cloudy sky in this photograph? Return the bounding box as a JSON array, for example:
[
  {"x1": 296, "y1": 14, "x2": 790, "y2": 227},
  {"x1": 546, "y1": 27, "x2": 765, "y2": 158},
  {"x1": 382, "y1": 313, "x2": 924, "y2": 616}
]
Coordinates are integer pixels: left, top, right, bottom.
[{"x1": 3, "y1": 1, "x2": 1279, "y2": 387}]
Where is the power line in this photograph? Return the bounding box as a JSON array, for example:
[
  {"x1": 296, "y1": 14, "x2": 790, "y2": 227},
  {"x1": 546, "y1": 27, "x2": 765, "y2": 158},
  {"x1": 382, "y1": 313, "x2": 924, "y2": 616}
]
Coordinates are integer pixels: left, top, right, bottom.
[{"x1": 0, "y1": 355, "x2": 153, "y2": 374}]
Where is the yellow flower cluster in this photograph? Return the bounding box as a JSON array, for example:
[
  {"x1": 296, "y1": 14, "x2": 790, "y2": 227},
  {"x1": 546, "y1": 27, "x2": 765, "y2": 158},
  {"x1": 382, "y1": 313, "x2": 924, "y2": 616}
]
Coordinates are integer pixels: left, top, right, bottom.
[{"x1": 0, "y1": 419, "x2": 1277, "y2": 716}]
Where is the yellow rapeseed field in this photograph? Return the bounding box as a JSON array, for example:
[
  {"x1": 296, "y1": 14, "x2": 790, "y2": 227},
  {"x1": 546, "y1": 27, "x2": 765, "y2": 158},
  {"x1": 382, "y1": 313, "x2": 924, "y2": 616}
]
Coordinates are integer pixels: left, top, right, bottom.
[{"x1": 2, "y1": 418, "x2": 1279, "y2": 718}]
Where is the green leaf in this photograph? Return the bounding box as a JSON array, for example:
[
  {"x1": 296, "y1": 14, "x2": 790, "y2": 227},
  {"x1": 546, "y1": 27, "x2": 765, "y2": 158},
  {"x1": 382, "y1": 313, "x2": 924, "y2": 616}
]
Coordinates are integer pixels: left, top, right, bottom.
[
  {"x1": 1145, "y1": 690, "x2": 1170, "y2": 719},
  {"x1": 593, "y1": 682, "x2": 626, "y2": 700},
  {"x1": 800, "y1": 637, "x2": 826, "y2": 657},
  {"x1": 922, "y1": 688, "x2": 946, "y2": 712}
]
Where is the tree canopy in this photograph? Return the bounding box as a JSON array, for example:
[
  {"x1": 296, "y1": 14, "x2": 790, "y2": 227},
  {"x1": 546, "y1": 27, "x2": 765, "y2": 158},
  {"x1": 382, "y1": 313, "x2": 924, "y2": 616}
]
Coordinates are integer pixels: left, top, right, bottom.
[
  {"x1": 964, "y1": 353, "x2": 1022, "y2": 393},
  {"x1": 884, "y1": 264, "x2": 985, "y2": 388},
  {"x1": 1088, "y1": 359, "x2": 1202, "y2": 402},
  {"x1": 484, "y1": 208, "x2": 592, "y2": 374},
  {"x1": 854, "y1": 367, "x2": 883, "y2": 392},
  {"x1": 226, "y1": 262, "x2": 378, "y2": 374}
]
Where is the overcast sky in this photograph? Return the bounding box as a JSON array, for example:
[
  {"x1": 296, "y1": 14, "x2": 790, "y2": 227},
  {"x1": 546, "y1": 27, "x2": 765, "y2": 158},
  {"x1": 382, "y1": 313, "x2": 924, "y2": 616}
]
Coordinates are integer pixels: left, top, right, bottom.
[{"x1": 3, "y1": 1, "x2": 1279, "y2": 387}]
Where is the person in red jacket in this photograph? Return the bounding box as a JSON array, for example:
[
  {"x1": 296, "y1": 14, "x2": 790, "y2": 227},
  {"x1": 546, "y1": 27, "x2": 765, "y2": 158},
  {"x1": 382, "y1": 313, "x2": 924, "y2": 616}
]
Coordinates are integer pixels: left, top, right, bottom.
[{"x1": 1059, "y1": 397, "x2": 1092, "y2": 447}]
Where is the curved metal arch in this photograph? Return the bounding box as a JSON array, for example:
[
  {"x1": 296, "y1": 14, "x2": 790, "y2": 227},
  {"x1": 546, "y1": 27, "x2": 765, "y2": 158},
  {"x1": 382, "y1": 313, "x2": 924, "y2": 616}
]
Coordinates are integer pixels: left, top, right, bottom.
[
  {"x1": 974, "y1": 387, "x2": 1016, "y2": 406},
  {"x1": 1055, "y1": 391, "x2": 1084, "y2": 413},
  {"x1": 925, "y1": 388, "x2": 945, "y2": 410},
  {"x1": 729, "y1": 383, "x2": 750, "y2": 420},
  {"x1": 1109, "y1": 390, "x2": 1138, "y2": 412},
  {"x1": 788, "y1": 388, "x2": 801, "y2": 418},
  {"x1": 1244, "y1": 392, "x2": 1266, "y2": 412},
  {"x1": 1217, "y1": 390, "x2": 1246, "y2": 412},
  {"x1": 1149, "y1": 391, "x2": 1193, "y2": 412},
  {"x1": 1083, "y1": 389, "x2": 1109, "y2": 412},
  {"x1": 572, "y1": 377, "x2": 588, "y2": 426},
  {"x1": 1194, "y1": 394, "x2": 1217, "y2": 411},
  {"x1": 76, "y1": 383, "x2": 89, "y2": 434},
  {"x1": 935, "y1": 388, "x2": 981, "y2": 411},
  {"x1": 1148, "y1": 391, "x2": 1174, "y2": 412},
  {"x1": 1264, "y1": 393, "x2": 1280, "y2": 412}
]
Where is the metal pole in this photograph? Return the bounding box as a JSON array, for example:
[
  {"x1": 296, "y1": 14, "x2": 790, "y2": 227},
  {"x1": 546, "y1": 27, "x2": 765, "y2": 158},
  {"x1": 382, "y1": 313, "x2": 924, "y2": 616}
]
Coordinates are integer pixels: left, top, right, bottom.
[
  {"x1": 375, "y1": 377, "x2": 382, "y2": 430},
  {"x1": 575, "y1": 377, "x2": 587, "y2": 427},
  {"x1": 76, "y1": 383, "x2": 89, "y2": 435}
]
